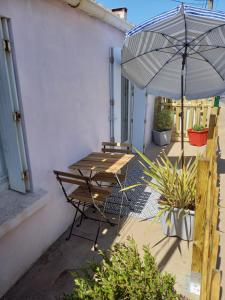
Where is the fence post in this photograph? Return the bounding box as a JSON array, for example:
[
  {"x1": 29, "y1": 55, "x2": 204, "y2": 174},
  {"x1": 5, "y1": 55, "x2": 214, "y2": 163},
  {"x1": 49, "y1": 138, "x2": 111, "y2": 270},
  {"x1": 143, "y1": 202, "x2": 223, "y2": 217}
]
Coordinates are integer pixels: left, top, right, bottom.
[
  {"x1": 206, "y1": 107, "x2": 219, "y2": 160},
  {"x1": 200, "y1": 167, "x2": 212, "y2": 300},
  {"x1": 191, "y1": 158, "x2": 210, "y2": 273}
]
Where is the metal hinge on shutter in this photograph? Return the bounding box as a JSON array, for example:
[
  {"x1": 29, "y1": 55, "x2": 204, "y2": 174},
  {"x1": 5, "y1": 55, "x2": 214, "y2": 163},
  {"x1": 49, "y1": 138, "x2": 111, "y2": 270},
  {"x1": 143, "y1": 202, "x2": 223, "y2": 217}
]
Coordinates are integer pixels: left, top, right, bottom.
[
  {"x1": 21, "y1": 170, "x2": 29, "y2": 181},
  {"x1": 3, "y1": 39, "x2": 11, "y2": 52},
  {"x1": 12, "y1": 111, "x2": 21, "y2": 122}
]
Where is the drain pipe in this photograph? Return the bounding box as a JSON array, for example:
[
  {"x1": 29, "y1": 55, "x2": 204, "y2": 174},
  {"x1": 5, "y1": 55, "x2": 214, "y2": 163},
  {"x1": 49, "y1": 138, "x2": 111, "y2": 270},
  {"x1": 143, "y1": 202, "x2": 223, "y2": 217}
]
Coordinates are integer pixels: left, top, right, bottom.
[{"x1": 109, "y1": 48, "x2": 115, "y2": 142}]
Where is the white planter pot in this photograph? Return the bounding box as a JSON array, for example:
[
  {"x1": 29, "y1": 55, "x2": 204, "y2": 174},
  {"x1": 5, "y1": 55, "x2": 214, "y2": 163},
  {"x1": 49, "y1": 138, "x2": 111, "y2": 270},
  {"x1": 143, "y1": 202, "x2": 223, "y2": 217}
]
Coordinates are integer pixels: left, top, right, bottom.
[
  {"x1": 152, "y1": 129, "x2": 172, "y2": 146},
  {"x1": 160, "y1": 207, "x2": 195, "y2": 241}
]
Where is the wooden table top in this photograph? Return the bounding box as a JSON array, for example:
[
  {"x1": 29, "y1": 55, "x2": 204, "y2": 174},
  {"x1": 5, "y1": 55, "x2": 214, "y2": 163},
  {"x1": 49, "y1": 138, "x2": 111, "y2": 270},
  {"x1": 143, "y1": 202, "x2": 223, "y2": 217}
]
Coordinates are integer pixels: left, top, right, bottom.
[{"x1": 69, "y1": 152, "x2": 135, "y2": 173}]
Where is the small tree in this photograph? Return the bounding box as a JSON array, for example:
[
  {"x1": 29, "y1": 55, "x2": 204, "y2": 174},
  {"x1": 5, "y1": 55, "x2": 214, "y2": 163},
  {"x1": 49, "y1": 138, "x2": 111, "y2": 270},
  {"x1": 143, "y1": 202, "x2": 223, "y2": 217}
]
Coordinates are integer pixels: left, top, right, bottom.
[
  {"x1": 65, "y1": 238, "x2": 182, "y2": 300},
  {"x1": 155, "y1": 109, "x2": 174, "y2": 131}
]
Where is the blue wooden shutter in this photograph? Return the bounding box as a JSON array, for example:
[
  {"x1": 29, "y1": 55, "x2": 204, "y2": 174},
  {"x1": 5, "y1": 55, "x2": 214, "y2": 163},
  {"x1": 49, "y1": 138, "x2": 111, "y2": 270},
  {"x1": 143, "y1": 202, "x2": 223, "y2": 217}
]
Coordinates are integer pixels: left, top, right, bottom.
[{"x1": 0, "y1": 18, "x2": 28, "y2": 193}]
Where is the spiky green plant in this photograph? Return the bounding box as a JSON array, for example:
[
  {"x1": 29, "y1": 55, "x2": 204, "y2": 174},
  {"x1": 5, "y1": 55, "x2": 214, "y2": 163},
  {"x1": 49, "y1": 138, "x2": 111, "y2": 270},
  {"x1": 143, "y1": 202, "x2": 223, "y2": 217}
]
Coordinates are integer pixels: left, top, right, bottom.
[
  {"x1": 192, "y1": 124, "x2": 205, "y2": 131},
  {"x1": 64, "y1": 238, "x2": 181, "y2": 300},
  {"x1": 122, "y1": 148, "x2": 198, "y2": 219}
]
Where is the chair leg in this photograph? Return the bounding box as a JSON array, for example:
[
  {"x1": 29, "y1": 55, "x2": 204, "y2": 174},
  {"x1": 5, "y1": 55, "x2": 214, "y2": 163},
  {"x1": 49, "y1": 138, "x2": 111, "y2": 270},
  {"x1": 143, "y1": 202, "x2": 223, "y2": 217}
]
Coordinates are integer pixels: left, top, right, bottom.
[
  {"x1": 66, "y1": 201, "x2": 80, "y2": 241},
  {"x1": 92, "y1": 205, "x2": 97, "y2": 213},
  {"x1": 77, "y1": 204, "x2": 85, "y2": 227},
  {"x1": 94, "y1": 220, "x2": 101, "y2": 251}
]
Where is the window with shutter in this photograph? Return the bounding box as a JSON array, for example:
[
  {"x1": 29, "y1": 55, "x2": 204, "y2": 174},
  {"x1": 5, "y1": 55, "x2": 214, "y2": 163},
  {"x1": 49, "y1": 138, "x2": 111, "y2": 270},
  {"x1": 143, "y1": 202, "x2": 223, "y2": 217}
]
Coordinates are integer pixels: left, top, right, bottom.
[
  {"x1": 110, "y1": 47, "x2": 122, "y2": 142},
  {"x1": 0, "y1": 18, "x2": 29, "y2": 194},
  {"x1": 121, "y1": 76, "x2": 129, "y2": 143}
]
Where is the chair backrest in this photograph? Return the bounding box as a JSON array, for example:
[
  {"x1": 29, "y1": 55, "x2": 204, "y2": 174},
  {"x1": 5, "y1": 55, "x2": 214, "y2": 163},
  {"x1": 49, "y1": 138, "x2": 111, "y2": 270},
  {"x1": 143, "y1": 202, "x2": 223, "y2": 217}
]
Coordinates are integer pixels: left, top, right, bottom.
[
  {"x1": 53, "y1": 170, "x2": 89, "y2": 186},
  {"x1": 101, "y1": 142, "x2": 132, "y2": 154}
]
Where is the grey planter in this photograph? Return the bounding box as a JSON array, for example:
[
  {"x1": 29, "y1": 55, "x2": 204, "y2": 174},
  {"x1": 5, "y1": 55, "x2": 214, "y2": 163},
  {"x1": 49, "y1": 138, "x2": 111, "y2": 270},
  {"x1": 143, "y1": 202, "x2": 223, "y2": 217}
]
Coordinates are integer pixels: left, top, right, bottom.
[
  {"x1": 152, "y1": 129, "x2": 172, "y2": 146},
  {"x1": 160, "y1": 207, "x2": 195, "y2": 241}
]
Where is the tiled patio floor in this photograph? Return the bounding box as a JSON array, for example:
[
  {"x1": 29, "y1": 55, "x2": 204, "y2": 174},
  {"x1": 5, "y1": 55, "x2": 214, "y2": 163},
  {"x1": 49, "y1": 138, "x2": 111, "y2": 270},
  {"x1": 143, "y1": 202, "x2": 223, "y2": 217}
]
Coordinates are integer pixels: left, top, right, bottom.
[{"x1": 5, "y1": 110, "x2": 225, "y2": 300}]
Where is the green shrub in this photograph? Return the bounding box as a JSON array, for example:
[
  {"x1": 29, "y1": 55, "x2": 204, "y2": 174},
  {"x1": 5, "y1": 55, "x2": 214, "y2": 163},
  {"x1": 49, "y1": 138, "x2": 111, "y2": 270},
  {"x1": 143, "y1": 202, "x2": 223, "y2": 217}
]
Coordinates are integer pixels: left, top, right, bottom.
[
  {"x1": 192, "y1": 124, "x2": 205, "y2": 131},
  {"x1": 64, "y1": 238, "x2": 181, "y2": 300},
  {"x1": 155, "y1": 109, "x2": 174, "y2": 131}
]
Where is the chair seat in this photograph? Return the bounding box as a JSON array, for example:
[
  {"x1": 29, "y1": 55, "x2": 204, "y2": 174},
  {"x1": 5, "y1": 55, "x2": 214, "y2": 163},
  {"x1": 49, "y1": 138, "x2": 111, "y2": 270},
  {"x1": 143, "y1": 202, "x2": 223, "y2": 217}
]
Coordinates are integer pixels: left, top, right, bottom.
[
  {"x1": 92, "y1": 172, "x2": 125, "y2": 184},
  {"x1": 69, "y1": 185, "x2": 112, "y2": 204}
]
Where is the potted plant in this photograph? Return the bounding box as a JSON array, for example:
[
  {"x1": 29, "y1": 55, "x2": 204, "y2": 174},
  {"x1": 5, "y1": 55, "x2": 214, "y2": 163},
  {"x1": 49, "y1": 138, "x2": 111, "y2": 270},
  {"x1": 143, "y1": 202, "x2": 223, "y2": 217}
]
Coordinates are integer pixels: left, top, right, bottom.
[
  {"x1": 123, "y1": 148, "x2": 197, "y2": 241},
  {"x1": 187, "y1": 124, "x2": 208, "y2": 147},
  {"x1": 65, "y1": 238, "x2": 183, "y2": 299},
  {"x1": 152, "y1": 109, "x2": 174, "y2": 146}
]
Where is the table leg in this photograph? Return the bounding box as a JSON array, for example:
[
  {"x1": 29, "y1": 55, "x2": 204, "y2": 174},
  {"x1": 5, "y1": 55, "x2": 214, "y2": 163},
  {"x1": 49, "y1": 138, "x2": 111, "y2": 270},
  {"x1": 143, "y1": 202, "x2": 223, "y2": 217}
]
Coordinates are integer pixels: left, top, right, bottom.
[{"x1": 114, "y1": 163, "x2": 130, "y2": 233}]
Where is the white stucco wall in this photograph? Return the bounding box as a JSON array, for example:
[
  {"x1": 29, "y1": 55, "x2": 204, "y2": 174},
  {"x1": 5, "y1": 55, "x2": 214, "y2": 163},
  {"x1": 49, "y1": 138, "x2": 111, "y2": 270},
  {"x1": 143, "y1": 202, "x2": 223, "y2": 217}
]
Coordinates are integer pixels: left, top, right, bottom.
[
  {"x1": 0, "y1": 0, "x2": 124, "y2": 296},
  {"x1": 144, "y1": 95, "x2": 155, "y2": 150}
]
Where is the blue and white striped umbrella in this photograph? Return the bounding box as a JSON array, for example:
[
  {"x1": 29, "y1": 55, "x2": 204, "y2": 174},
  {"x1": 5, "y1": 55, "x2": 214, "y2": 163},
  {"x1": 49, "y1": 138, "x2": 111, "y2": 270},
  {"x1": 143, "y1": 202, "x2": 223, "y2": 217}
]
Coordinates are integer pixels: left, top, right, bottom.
[{"x1": 122, "y1": 5, "x2": 225, "y2": 100}]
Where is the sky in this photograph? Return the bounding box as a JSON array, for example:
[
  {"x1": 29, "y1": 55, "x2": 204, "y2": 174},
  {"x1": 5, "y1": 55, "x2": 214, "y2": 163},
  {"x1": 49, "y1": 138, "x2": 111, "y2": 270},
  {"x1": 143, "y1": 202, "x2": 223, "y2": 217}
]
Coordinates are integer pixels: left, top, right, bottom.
[{"x1": 98, "y1": 0, "x2": 225, "y2": 24}]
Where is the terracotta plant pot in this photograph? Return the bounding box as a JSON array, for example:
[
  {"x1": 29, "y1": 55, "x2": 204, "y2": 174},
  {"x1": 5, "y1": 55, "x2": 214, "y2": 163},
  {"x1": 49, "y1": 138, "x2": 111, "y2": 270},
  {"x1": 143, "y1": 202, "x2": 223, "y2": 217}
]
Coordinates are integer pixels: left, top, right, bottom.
[{"x1": 187, "y1": 128, "x2": 208, "y2": 146}]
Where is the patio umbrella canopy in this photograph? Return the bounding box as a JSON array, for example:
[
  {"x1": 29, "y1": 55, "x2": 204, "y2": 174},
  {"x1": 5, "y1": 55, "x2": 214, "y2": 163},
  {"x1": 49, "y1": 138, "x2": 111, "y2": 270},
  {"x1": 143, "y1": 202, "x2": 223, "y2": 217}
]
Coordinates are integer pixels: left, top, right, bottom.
[{"x1": 122, "y1": 5, "x2": 225, "y2": 160}]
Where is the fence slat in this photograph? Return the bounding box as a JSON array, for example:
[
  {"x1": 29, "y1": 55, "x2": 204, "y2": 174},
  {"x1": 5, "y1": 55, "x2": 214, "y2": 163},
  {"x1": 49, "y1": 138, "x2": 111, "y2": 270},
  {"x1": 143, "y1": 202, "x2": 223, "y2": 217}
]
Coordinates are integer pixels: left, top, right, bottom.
[
  {"x1": 210, "y1": 270, "x2": 221, "y2": 300},
  {"x1": 206, "y1": 120, "x2": 217, "y2": 159},
  {"x1": 188, "y1": 107, "x2": 194, "y2": 129},
  {"x1": 202, "y1": 107, "x2": 208, "y2": 127}
]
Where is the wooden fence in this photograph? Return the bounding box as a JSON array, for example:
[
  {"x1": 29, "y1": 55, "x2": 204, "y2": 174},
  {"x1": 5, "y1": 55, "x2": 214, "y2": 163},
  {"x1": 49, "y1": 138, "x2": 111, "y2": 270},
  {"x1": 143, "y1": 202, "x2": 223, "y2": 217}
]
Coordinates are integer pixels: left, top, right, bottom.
[
  {"x1": 156, "y1": 97, "x2": 214, "y2": 142},
  {"x1": 191, "y1": 107, "x2": 221, "y2": 300}
]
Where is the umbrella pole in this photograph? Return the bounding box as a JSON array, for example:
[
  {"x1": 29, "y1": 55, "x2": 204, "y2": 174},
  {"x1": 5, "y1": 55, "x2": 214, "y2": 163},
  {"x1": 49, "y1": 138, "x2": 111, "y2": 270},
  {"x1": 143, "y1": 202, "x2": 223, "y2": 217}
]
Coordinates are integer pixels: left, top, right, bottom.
[
  {"x1": 181, "y1": 50, "x2": 187, "y2": 168},
  {"x1": 181, "y1": 71, "x2": 184, "y2": 168}
]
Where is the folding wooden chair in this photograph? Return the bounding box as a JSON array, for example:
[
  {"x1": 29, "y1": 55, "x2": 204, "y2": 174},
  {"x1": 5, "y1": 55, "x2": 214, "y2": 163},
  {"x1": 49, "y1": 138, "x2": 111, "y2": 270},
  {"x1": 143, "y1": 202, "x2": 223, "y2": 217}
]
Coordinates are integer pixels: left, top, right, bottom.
[
  {"x1": 92, "y1": 142, "x2": 132, "y2": 186},
  {"x1": 101, "y1": 142, "x2": 132, "y2": 154},
  {"x1": 53, "y1": 170, "x2": 115, "y2": 250}
]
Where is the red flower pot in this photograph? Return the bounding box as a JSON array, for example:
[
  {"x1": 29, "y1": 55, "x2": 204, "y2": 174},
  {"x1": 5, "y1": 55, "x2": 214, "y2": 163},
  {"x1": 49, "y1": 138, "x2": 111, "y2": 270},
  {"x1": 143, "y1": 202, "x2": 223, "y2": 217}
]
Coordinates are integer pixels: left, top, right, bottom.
[{"x1": 187, "y1": 128, "x2": 208, "y2": 146}]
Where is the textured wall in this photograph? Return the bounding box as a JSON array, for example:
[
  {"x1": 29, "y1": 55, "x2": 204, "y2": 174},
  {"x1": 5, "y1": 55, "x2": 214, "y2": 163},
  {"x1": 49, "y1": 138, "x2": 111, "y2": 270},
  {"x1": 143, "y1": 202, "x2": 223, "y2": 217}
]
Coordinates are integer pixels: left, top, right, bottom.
[{"x1": 0, "y1": 0, "x2": 124, "y2": 296}]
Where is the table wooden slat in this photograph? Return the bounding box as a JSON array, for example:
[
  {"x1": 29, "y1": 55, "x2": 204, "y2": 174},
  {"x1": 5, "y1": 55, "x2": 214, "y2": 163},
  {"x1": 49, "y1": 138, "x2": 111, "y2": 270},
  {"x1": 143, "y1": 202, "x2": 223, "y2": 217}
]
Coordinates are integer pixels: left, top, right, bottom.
[{"x1": 69, "y1": 152, "x2": 135, "y2": 174}]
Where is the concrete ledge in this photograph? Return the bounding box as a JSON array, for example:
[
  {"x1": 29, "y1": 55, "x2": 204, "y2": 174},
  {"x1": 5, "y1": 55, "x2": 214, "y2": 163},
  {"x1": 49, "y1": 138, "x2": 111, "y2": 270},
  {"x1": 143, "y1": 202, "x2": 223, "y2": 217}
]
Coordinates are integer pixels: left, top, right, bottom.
[{"x1": 0, "y1": 189, "x2": 48, "y2": 239}]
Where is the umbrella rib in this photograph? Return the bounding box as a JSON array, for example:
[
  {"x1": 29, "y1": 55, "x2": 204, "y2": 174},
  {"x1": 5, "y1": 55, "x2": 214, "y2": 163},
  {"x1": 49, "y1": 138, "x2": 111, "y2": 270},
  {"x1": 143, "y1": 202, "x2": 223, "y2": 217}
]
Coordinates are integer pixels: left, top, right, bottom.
[
  {"x1": 188, "y1": 46, "x2": 225, "y2": 81},
  {"x1": 121, "y1": 45, "x2": 178, "y2": 65},
  {"x1": 189, "y1": 23, "x2": 225, "y2": 48},
  {"x1": 143, "y1": 46, "x2": 185, "y2": 88},
  {"x1": 185, "y1": 56, "x2": 207, "y2": 62},
  {"x1": 188, "y1": 46, "x2": 223, "y2": 55},
  {"x1": 170, "y1": 56, "x2": 183, "y2": 63},
  {"x1": 163, "y1": 34, "x2": 180, "y2": 51},
  {"x1": 143, "y1": 30, "x2": 184, "y2": 44},
  {"x1": 153, "y1": 50, "x2": 176, "y2": 54},
  {"x1": 170, "y1": 56, "x2": 205, "y2": 63},
  {"x1": 194, "y1": 44, "x2": 225, "y2": 48}
]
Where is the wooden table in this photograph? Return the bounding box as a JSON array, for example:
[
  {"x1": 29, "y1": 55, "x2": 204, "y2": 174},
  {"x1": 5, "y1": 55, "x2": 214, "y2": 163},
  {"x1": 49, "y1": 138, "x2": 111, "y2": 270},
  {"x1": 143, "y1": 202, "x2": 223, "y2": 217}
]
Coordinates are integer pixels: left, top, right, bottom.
[
  {"x1": 69, "y1": 152, "x2": 135, "y2": 175},
  {"x1": 69, "y1": 152, "x2": 135, "y2": 224}
]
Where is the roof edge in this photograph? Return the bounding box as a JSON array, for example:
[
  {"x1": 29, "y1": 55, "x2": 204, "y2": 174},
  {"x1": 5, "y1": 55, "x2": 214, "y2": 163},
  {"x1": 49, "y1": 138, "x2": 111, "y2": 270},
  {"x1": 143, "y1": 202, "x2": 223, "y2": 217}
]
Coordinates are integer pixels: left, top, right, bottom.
[{"x1": 64, "y1": 0, "x2": 133, "y2": 32}]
